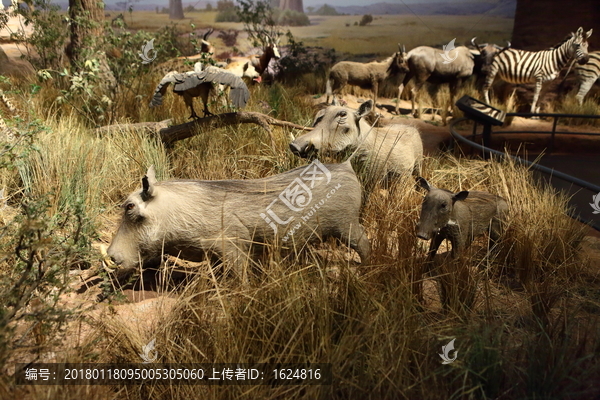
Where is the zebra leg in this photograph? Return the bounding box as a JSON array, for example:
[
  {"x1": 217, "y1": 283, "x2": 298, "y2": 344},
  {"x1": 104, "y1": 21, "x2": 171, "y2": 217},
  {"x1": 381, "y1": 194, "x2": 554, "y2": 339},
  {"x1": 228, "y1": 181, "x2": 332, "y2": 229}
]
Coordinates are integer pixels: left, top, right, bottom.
[
  {"x1": 576, "y1": 77, "x2": 595, "y2": 105},
  {"x1": 531, "y1": 79, "x2": 542, "y2": 114}
]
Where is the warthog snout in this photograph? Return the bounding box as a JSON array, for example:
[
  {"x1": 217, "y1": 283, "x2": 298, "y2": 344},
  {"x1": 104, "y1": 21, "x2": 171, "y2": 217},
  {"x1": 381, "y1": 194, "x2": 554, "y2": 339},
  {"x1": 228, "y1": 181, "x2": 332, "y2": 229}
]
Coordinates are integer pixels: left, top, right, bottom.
[
  {"x1": 416, "y1": 229, "x2": 430, "y2": 241},
  {"x1": 107, "y1": 245, "x2": 125, "y2": 267},
  {"x1": 289, "y1": 142, "x2": 315, "y2": 159}
]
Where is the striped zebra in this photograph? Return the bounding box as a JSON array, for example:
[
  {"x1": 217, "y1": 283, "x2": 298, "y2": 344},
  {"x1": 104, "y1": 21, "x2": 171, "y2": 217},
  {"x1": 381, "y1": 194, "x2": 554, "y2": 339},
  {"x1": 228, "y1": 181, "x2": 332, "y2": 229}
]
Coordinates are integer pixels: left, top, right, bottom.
[
  {"x1": 483, "y1": 27, "x2": 593, "y2": 113},
  {"x1": 574, "y1": 51, "x2": 600, "y2": 104}
]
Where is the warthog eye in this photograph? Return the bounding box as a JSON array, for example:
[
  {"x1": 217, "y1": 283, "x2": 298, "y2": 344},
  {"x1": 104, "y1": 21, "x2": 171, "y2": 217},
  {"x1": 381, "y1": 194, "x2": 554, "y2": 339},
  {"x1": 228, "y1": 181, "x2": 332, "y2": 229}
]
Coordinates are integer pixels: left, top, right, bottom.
[
  {"x1": 313, "y1": 116, "x2": 324, "y2": 126},
  {"x1": 338, "y1": 111, "x2": 347, "y2": 118},
  {"x1": 125, "y1": 203, "x2": 135, "y2": 211},
  {"x1": 440, "y1": 202, "x2": 448, "y2": 209}
]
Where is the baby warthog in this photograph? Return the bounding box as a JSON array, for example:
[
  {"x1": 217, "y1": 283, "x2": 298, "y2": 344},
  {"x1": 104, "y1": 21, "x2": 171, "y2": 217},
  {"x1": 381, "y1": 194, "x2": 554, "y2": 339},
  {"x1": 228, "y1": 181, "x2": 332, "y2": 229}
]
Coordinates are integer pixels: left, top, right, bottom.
[
  {"x1": 108, "y1": 163, "x2": 370, "y2": 283},
  {"x1": 415, "y1": 177, "x2": 508, "y2": 262},
  {"x1": 290, "y1": 100, "x2": 423, "y2": 179}
]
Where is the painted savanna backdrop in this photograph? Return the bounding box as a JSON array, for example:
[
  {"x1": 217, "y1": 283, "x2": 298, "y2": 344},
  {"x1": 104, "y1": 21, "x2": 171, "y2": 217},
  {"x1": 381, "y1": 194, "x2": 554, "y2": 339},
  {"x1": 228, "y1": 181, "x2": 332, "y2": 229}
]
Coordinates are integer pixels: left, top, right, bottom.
[{"x1": 1, "y1": 0, "x2": 600, "y2": 399}]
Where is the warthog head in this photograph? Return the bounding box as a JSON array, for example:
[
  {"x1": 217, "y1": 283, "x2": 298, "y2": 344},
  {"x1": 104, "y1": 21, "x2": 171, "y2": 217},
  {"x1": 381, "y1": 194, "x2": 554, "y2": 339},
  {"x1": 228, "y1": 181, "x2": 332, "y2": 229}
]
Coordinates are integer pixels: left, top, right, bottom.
[
  {"x1": 107, "y1": 166, "x2": 160, "y2": 269},
  {"x1": 415, "y1": 177, "x2": 469, "y2": 241},
  {"x1": 290, "y1": 99, "x2": 374, "y2": 159}
]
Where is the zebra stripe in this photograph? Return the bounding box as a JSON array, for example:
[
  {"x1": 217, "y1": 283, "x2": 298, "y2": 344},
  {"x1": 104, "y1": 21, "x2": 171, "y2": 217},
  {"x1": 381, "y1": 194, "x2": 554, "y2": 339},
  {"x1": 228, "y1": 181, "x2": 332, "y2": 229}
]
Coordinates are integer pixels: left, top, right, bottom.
[
  {"x1": 483, "y1": 27, "x2": 592, "y2": 113},
  {"x1": 574, "y1": 51, "x2": 600, "y2": 104}
]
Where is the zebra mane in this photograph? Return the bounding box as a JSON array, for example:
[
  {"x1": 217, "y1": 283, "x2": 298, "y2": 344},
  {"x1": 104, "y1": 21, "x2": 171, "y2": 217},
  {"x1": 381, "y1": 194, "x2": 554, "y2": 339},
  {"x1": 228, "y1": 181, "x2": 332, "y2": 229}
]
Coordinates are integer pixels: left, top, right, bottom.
[{"x1": 550, "y1": 32, "x2": 575, "y2": 49}]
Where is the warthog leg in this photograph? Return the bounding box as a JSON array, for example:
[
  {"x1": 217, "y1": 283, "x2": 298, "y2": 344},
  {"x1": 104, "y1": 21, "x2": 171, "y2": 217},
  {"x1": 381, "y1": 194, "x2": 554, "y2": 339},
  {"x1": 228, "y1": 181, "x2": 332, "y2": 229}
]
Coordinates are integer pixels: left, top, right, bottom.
[{"x1": 341, "y1": 223, "x2": 371, "y2": 264}]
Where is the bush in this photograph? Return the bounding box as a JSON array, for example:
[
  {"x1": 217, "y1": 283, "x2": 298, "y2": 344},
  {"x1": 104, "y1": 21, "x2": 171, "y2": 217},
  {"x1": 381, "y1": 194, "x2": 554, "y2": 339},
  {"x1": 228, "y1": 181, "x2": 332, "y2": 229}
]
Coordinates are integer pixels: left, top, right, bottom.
[
  {"x1": 0, "y1": 119, "x2": 97, "y2": 370},
  {"x1": 11, "y1": 0, "x2": 69, "y2": 70},
  {"x1": 314, "y1": 4, "x2": 339, "y2": 15},
  {"x1": 359, "y1": 14, "x2": 373, "y2": 26},
  {"x1": 215, "y1": 0, "x2": 240, "y2": 22},
  {"x1": 273, "y1": 8, "x2": 310, "y2": 26},
  {"x1": 217, "y1": 0, "x2": 235, "y2": 11}
]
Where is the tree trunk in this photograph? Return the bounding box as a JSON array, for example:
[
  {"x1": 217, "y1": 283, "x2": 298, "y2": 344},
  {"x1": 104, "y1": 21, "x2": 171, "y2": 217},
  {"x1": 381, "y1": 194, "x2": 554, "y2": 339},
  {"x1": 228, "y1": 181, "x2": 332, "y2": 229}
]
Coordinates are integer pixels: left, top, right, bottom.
[
  {"x1": 279, "y1": 0, "x2": 303, "y2": 13},
  {"x1": 67, "y1": 0, "x2": 106, "y2": 64},
  {"x1": 67, "y1": 0, "x2": 116, "y2": 92},
  {"x1": 169, "y1": 0, "x2": 185, "y2": 20}
]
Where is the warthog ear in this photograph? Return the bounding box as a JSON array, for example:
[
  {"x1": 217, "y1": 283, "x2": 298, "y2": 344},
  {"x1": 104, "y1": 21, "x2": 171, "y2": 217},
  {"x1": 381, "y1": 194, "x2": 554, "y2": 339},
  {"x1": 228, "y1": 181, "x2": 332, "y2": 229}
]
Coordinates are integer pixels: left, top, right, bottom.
[
  {"x1": 356, "y1": 100, "x2": 373, "y2": 119},
  {"x1": 452, "y1": 191, "x2": 469, "y2": 202},
  {"x1": 142, "y1": 165, "x2": 157, "y2": 200},
  {"x1": 576, "y1": 27, "x2": 584, "y2": 37},
  {"x1": 586, "y1": 29, "x2": 593, "y2": 39},
  {"x1": 416, "y1": 177, "x2": 432, "y2": 192}
]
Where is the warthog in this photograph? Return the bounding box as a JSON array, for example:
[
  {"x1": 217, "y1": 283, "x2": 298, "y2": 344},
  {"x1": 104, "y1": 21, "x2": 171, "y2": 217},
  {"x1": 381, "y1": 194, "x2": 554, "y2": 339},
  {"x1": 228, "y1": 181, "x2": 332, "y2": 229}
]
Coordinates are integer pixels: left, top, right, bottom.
[
  {"x1": 108, "y1": 163, "x2": 370, "y2": 282},
  {"x1": 289, "y1": 100, "x2": 423, "y2": 180},
  {"x1": 415, "y1": 177, "x2": 508, "y2": 262},
  {"x1": 326, "y1": 45, "x2": 409, "y2": 105}
]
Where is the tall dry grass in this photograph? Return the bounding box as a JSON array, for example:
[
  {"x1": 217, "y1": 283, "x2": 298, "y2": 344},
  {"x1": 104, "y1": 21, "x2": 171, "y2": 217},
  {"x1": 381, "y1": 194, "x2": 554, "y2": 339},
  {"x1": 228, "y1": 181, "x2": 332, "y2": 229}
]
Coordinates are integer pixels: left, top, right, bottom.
[{"x1": 85, "y1": 155, "x2": 596, "y2": 399}]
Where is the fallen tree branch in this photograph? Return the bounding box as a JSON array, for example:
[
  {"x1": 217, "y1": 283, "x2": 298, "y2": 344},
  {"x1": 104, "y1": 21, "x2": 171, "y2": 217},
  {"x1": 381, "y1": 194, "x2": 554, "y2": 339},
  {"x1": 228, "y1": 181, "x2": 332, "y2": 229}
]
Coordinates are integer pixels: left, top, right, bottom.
[
  {"x1": 95, "y1": 112, "x2": 311, "y2": 148},
  {"x1": 94, "y1": 119, "x2": 172, "y2": 136}
]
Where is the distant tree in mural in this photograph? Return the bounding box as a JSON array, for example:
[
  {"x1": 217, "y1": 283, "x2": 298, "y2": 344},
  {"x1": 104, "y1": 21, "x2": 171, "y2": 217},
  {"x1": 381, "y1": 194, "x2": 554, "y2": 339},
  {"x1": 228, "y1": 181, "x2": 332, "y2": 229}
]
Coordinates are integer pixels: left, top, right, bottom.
[
  {"x1": 279, "y1": 0, "x2": 303, "y2": 13},
  {"x1": 169, "y1": 0, "x2": 184, "y2": 19}
]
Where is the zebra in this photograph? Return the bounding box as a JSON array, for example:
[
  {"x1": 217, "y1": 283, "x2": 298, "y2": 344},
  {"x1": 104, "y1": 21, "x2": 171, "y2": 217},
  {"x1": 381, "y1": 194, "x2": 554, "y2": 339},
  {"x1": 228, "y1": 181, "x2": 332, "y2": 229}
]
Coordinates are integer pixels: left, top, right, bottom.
[
  {"x1": 483, "y1": 27, "x2": 593, "y2": 113},
  {"x1": 573, "y1": 51, "x2": 600, "y2": 104}
]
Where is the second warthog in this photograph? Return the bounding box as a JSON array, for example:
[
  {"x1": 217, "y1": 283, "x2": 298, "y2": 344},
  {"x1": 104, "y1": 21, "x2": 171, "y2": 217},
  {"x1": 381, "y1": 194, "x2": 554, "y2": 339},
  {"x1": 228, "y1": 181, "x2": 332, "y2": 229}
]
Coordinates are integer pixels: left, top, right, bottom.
[
  {"x1": 415, "y1": 177, "x2": 508, "y2": 262},
  {"x1": 107, "y1": 163, "x2": 370, "y2": 283},
  {"x1": 290, "y1": 99, "x2": 423, "y2": 182}
]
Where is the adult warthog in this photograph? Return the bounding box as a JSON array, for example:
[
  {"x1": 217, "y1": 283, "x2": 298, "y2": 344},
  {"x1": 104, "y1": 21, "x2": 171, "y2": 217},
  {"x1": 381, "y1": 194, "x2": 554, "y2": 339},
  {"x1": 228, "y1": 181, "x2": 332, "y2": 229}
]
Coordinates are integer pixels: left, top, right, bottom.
[
  {"x1": 108, "y1": 164, "x2": 370, "y2": 283},
  {"x1": 290, "y1": 99, "x2": 423, "y2": 181},
  {"x1": 415, "y1": 177, "x2": 508, "y2": 263}
]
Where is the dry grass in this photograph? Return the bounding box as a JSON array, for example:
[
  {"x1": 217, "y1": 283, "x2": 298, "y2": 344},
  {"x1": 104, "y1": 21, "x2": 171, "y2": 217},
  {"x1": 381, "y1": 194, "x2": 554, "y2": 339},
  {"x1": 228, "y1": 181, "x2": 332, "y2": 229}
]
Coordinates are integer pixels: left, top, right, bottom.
[{"x1": 557, "y1": 93, "x2": 600, "y2": 127}]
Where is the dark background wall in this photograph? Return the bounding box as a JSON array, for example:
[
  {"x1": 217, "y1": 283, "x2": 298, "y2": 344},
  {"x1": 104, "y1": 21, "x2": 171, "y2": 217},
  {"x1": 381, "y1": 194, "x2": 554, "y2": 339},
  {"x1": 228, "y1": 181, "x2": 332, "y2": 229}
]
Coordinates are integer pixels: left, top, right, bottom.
[{"x1": 512, "y1": 0, "x2": 599, "y2": 50}]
